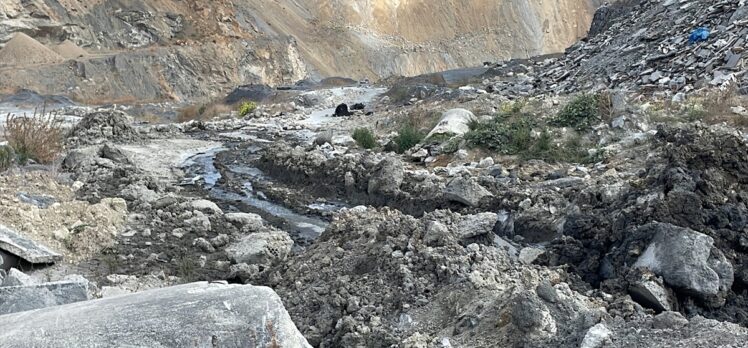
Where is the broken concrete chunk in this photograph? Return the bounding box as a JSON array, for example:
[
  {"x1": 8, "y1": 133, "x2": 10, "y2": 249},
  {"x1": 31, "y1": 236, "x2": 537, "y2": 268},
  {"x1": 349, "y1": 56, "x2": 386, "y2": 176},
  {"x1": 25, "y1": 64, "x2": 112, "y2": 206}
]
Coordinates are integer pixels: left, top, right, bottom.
[
  {"x1": 0, "y1": 225, "x2": 62, "y2": 265},
  {"x1": 0, "y1": 279, "x2": 91, "y2": 315},
  {"x1": 0, "y1": 282, "x2": 311, "y2": 348}
]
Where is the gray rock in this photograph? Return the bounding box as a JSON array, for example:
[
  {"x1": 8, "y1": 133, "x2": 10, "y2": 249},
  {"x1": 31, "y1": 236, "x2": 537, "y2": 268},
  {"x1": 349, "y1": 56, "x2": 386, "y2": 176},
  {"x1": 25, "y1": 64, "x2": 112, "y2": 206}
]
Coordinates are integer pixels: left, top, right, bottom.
[
  {"x1": 652, "y1": 311, "x2": 689, "y2": 330},
  {"x1": 0, "y1": 279, "x2": 91, "y2": 315},
  {"x1": 629, "y1": 274, "x2": 673, "y2": 312},
  {"x1": 424, "y1": 221, "x2": 450, "y2": 247},
  {"x1": 99, "y1": 143, "x2": 131, "y2": 164},
  {"x1": 519, "y1": 247, "x2": 545, "y2": 265},
  {"x1": 0, "y1": 225, "x2": 62, "y2": 265},
  {"x1": 226, "y1": 231, "x2": 293, "y2": 265},
  {"x1": 0, "y1": 282, "x2": 311, "y2": 347},
  {"x1": 183, "y1": 199, "x2": 223, "y2": 215},
  {"x1": 633, "y1": 223, "x2": 733, "y2": 299},
  {"x1": 443, "y1": 177, "x2": 493, "y2": 207},
  {"x1": 368, "y1": 157, "x2": 404, "y2": 195},
  {"x1": 536, "y1": 281, "x2": 559, "y2": 304},
  {"x1": 426, "y1": 108, "x2": 476, "y2": 138},
  {"x1": 224, "y1": 212, "x2": 264, "y2": 231},
  {"x1": 1, "y1": 268, "x2": 36, "y2": 287},
  {"x1": 455, "y1": 212, "x2": 498, "y2": 239},
  {"x1": 580, "y1": 323, "x2": 612, "y2": 348}
]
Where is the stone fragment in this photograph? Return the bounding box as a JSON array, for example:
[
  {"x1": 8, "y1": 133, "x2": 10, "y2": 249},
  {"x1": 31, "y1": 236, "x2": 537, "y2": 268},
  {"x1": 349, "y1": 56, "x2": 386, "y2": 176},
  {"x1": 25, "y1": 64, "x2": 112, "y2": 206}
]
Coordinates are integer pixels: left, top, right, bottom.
[
  {"x1": 0, "y1": 225, "x2": 62, "y2": 265},
  {"x1": 226, "y1": 231, "x2": 293, "y2": 265},
  {"x1": 183, "y1": 199, "x2": 223, "y2": 214},
  {"x1": 629, "y1": 274, "x2": 673, "y2": 312},
  {"x1": 580, "y1": 323, "x2": 612, "y2": 348},
  {"x1": 0, "y1": 279, "x2": 91, "y2": 315},
  {"x1": 368, "y1": 157, "x2": 404, "y2": 195},
  {"x1": 443, "y1": 177, "x2": 493, "y2": 207},
  {"x1": 633, "y1": 223, "x2": 733, "y2": 299}
]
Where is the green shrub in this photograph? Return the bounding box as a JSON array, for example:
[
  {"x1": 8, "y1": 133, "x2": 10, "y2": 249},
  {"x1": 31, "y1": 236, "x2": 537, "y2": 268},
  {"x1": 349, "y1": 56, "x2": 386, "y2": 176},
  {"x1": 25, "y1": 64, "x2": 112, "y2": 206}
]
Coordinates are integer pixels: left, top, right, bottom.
[
  {"x1": 499, "y1": 99, "x2": 527, "y2": 114},
  {"x1": 352, "y1": 128, "x2": 377, "y2": 149},
  {"x1": 552, "y1": 94, "x2": 601, "y2": 130},
  {"x1": 465, "y1": 114, "x2": 596, "y2": 163},
  {"x1": 684, "y1": 104, "x2": 708, "y2": 122},
  {"x1": 393, "y1": 125, "x2": 425, "y2": 154},
  {"x1": 465, "y1": 114, "x2": 534, "y2": 154},
  {"x1": 238, "y1": 101, "x2": 258, "y2": 118}
]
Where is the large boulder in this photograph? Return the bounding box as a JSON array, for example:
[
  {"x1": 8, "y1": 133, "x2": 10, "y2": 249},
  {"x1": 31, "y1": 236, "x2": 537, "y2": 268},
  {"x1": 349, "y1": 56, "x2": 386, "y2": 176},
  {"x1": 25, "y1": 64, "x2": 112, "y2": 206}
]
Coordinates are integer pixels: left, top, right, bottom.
[
  {"x1": 426, "y1": 108, "x2": 476, "y2": 138},
  {"x1": 443, "y1": 176, "x2": 493, "y2": 207},
  {"x1": 633, "y1": 223, "x2": 733, "y2": 300},
  {"x1": 367, "y1": 157, "x2": 404, "y2": 195},
  {"x1": 0, "y1": 282, "x2": 311, "y2": 347}
]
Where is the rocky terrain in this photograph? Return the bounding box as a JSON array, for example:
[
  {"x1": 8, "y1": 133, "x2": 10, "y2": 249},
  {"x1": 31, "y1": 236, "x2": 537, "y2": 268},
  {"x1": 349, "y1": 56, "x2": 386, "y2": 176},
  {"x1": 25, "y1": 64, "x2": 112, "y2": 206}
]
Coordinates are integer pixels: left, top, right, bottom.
[
  {"x1": 1, "y1": 0, "x2": 748, "y2": 348},
  {"x1": 0, "y1": 0, "x2": 600, "y2": 103}
]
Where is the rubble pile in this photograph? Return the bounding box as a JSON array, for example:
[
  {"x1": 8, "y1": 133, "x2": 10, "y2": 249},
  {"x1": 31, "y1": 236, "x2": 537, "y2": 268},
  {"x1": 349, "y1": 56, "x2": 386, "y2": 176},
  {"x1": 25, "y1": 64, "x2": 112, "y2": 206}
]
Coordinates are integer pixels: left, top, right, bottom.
[
  {"x1": 538, "y1": 125, "x2": 748, "y2": 325},
  {"x1": 244, "y1": 207, "x2": 610, "y2": 347},
  {"x1": 485, "y1": 0, "x2": 748, "y2": 96},
  {"x1": 68, "y1": 110, "x2": 141, "y2": 145}
]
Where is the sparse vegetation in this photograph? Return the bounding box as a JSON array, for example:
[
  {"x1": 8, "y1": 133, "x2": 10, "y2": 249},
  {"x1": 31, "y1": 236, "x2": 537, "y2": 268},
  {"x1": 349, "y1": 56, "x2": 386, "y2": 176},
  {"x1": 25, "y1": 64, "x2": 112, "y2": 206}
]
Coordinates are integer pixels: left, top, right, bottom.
[
  {"x1": 552, "y1": 93, "x2": 603, "y2": 130},
  {"x1": 393, "y1": 125, "x2": 425, "y2": 154},
  {"x1": 238, "y1": 101, "x2": 258, "y2": 118},
  {"x1": 352, "y1": 128, "x2": 377, "y2": 149},
  {"x1": 4, "y1": 111, "x2": 64, "y2": 164},
  {"x1": 499, "y1": 99, "x2": 527, "y2": 114},
  {"x1": 465, "y1": 112, "x2": 597, "y2": 163},
  {"x1": 175, "y1": 253, "x2": 199, "y2": 281},
  {"x1": 0, "y1": 145, "x2": 15, "y2": 171},
  {"x1": 465, "y1": 113, "x2": 534, "y2": 154}
]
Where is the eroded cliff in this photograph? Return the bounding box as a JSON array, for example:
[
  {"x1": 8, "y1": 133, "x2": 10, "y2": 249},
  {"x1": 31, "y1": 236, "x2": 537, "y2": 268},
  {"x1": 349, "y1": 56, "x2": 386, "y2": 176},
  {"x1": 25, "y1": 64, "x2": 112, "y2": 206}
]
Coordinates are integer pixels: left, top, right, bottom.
[{"x1": 0, "y1": 0, "x2": 600, "y2": 102}]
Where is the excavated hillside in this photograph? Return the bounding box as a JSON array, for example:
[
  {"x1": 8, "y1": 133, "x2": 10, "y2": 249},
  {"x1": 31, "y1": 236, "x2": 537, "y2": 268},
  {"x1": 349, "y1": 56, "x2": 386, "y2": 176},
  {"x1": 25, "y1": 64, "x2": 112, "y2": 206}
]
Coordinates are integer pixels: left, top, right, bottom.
[{"x1": 0, "y1": 0, "x2": 601, "y2": 103}]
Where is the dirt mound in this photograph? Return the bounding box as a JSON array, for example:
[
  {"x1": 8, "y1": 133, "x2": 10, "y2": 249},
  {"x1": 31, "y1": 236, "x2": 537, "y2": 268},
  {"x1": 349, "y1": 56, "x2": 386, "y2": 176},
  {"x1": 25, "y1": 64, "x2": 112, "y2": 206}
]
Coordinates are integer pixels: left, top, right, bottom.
[
  {"x1": 68, "y1": 110, "x2": 141, "y2": 145},
  {"x1": 238, "y1": 207, "x2": 605, "y2": 347},
  {"x1": 0, "y1": 33, "x2": 64, "y2": 67},
  {"x1": 51, "y1": 40, "x2": 88, "y2": 59}
]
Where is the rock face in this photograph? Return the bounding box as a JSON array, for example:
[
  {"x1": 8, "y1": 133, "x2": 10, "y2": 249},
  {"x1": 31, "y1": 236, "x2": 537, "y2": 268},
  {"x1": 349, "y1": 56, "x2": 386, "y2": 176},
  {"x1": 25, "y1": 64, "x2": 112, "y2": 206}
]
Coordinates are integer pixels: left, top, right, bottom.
[
  {"x1": 0, "y1": 0, "x2": 600, "y2": 102},
  {"x1": 0, "y1": 282, "x2": 311, "y2": 348},
  {"x1": 633, "y1": 223, "x2": 733, "y2": 299}
]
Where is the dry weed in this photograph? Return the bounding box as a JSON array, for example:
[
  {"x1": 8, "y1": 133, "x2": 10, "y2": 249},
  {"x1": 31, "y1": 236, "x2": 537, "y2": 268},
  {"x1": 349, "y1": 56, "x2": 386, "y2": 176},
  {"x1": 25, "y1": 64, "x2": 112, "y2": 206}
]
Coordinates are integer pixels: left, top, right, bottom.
[{"x1": 4, "y1": 109, "x2": 64, "y2": 164}]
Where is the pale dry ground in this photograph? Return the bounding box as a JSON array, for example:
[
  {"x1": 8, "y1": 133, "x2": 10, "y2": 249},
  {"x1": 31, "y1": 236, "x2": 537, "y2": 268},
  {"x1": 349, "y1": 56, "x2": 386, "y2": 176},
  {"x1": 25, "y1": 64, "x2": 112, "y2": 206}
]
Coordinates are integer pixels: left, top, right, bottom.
[{"x1": 0, "y1": 171, "x2": 127, "y2": 264}]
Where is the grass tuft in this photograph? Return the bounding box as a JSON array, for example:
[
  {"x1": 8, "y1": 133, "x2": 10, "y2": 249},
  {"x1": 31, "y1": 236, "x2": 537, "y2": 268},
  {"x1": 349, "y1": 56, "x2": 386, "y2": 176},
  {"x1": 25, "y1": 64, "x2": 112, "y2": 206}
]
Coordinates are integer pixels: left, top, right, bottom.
[{"x1": 352, "y1": 128, "x2": 377, "y2": 149}]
